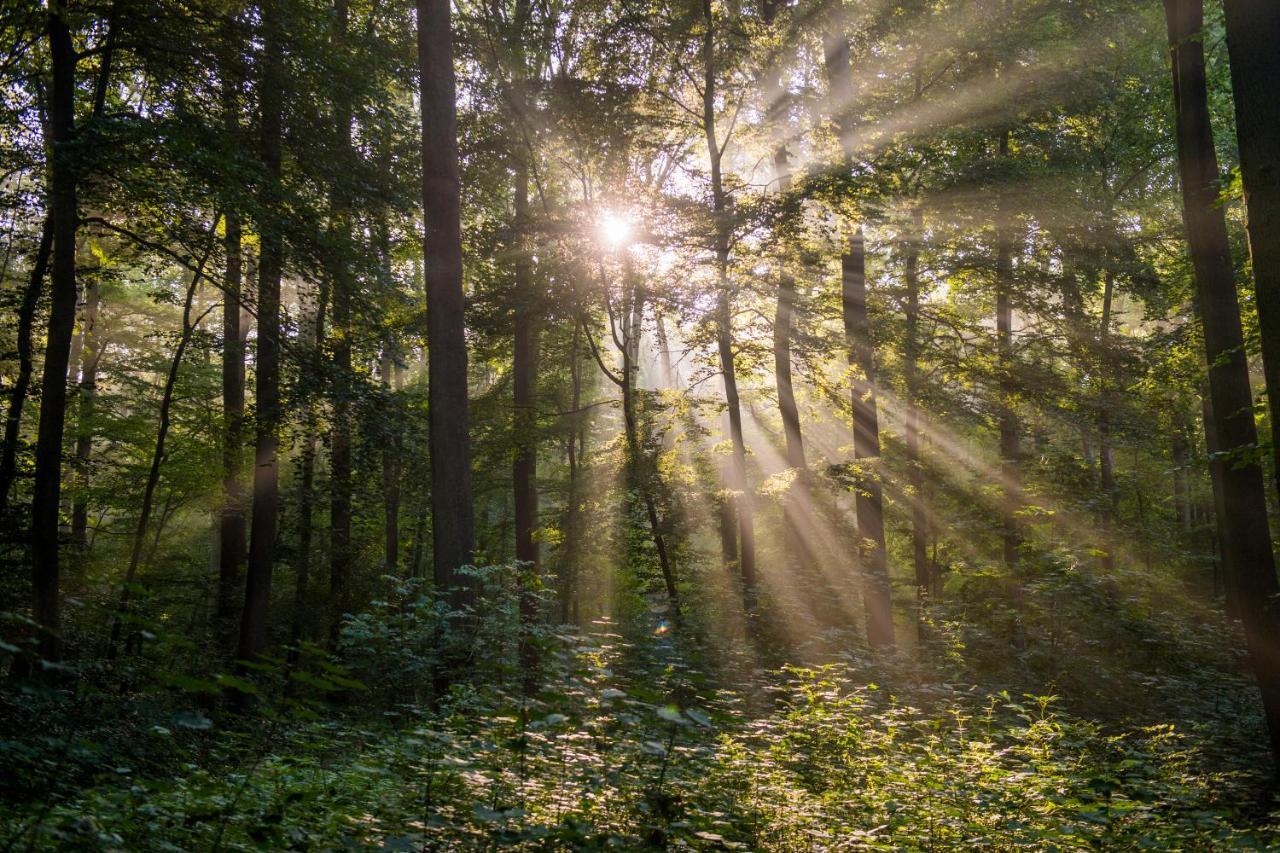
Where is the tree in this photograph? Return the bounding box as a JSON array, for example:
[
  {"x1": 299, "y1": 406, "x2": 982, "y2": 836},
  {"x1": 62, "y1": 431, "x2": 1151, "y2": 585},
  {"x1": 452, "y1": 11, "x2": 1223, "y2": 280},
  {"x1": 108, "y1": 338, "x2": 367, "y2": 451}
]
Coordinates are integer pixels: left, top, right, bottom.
[
  {"x1": 822, "y1": 19, "x2": 893, "y2": 651},
  {"x1": 1219, "y1": 0, "x2": 1280, "y2": 503},
  {"x1": 27, "y1": 0, "x2": 81, "y2": 665},
  {"x1": 237, "y1": 0, "x2": 286, "y2": 666},
  {"x1": 417, "y1": 0, "x2": 475, "y2": 597},
  {"x1": 702, "y1": 0, "x2": 757, "y2": 609},
  {"x1": 1164, "y1": 0, "x2": 1280, "y2": 764}
]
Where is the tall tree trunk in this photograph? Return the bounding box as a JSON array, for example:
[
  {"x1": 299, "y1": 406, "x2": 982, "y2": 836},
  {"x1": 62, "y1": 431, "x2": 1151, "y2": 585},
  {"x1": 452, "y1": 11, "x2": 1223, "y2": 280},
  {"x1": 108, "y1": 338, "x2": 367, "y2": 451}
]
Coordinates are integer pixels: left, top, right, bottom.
[
  {"x1": 1201, "y1": 390, "x2": 1233, "y2": 611},
  {"x1": 28, "y1": 0, "x2": 79, "y2": 664},
  {"x1": 654, "y1": 311, "x2": 679, "y2": 388},
  {"x1": 903, "y1": 206, "x2": 929, "y2": 637},
  {"x1": 560, "y1": 322, "x2": 583, "y2": 623},
  {"x1": 1165, "y1": 0, "x2": 1280, "y2": 765},
  {"x1": 417, "y1": 0, "x2": 475, "y2": 598},
  {"x1": 994, "y1": 130, "x2": 1021, "y2": 582},
  {"x1": 763, "y1": 0, "x2": 803, "y2": 476},
  {"x1": 0, "y1": 217, "x2": 51, "y2": 518},
  {"x1": 823, "y1": 26, "x2": 893, "y2": 650},
  {"x1": 773, "y1": 281, "x2": 803, "y2": 472},
  {"x1": 1097, "y1": 270, "x2": 1116, "y2": 571},
  {"x1": 70, "y1": 279, "x2": 101, "y2": 546},
  {"x1": 512, "y1": 167, "x2": 538, "y2": 573},
  {"x1": 702, "y1": 0, "x2": 756, "y2": 608},
  {"x1": 289, "y1": 292, "x2": 325, "y2": 662},
  {"x1": 328, "y1": 0, "x2": 353, "y2": 640},
  {"x1": 1171, "y1": 410, "x2": 1191, "y2": 531},
  {"x1": 237, "y1": 0, "x2": 285, "y2": 667},
  {"x1": 1221, "y1": 0, "x2": 1280, "y2": 503},
  {"x1": 381, "y1": 347, "x2": 401, "y2": 573},
  {"x1": 512, "y1": 157, "x2": 540, "y2": 685},
  {"x1": 217, "y1": 209, "x2": 246, "y2": 651},
  {"x1": 762, "y1": 4, "x2": 810, "y2": 580},
  {"x1": 842, "y1": 225, "x2": 894, "y2": 651},
  {"x1": 291, "y1": 407, "x2": 316, "y2": 654}
]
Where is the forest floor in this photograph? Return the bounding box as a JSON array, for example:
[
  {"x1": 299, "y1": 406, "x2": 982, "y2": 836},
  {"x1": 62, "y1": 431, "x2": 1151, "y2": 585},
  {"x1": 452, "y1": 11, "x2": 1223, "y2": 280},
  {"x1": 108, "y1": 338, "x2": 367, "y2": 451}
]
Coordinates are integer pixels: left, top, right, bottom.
[{"x1": 3, "y1": 604, "x2": 1280, "y2": 851}]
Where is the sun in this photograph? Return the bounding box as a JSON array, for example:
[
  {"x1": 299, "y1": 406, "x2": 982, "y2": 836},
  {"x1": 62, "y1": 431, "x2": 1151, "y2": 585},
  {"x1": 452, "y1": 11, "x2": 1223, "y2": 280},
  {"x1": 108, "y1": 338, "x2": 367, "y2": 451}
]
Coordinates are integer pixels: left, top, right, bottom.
[{"x1": 598, "y1": 211, "x2": 632, "y2": 248}]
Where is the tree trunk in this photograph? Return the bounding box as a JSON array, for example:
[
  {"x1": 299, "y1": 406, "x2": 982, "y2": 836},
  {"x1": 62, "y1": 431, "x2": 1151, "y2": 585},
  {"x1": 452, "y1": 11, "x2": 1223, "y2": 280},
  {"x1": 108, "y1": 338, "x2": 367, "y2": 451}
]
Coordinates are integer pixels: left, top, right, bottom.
[
  {"x1": 237, "y1": 0, "x2": 285, "y2": 667},
  {"x1": 1165, "y1": 0, "x2": 1280, "y2": 765},
  {"x1": 1221, "y1": 0, "x2": 1280, "y2": 504},
  {"x1": 289, "y1": 291, "x2": 325, "y2": 662},
  {"x1": 328, "y1": 0, "x2": 353, "y2": 640},
  {"x1": 842, "y1": 225, "x2": 894, "y2": 651},
  {"x1": 763, "y1": 1, "x2": 803, "y2": 477},
  {"x1": 1201, "y1": 390, "x2": 1233, "y2": 611},
  {"x1": 702, "y1": 0, "x2": 756, "y2": 608},
  {"x1": 1098, "y1": 270, "x2": 1116, "y2": 571},
  {"x1": 822, "y1": 24, "x2": 893, "y2": 650},
  {"x1": 994, "y1": 129, "x2": 1021, "y2": 581},
  {"x1": 418, "y1": 0, "x2": 475, "y2": 598},
  {"x1": 584, "y1": 273, "x2": 678, "y2": 608},
  {"x1": 70, "y1": 278, "x2": 101, "y2": 546},
  {"x1": 0, "y1": 217, "x2": 51, "y2": 518},
  {"x1": 903, "y1": 206, "x2": 930, "y2": 637},
  {"x1": 1171, "y1": 410, "x2": 1191, "y2": 531},
  {"x1": 217, "y1": 208, "x2": 246, "y2": 652},
  {"x1": 763, "y1": 14, "x2": 811, "y2": 579},
  {"x1": 512, "y1": 155, "x2": 540, "y2": 687},
  {"x1": 28, "y1": 0, "x2": 79, "y2": 664},
  {"x1": 560, "y1": 324, "x2": 583, "y2": 623},
  {"x1": 381, "y1": 347, "x2": 401, "y2": 573},
  {"x1": 513, "y1": 169, "x2": 538, "y2": 574}
]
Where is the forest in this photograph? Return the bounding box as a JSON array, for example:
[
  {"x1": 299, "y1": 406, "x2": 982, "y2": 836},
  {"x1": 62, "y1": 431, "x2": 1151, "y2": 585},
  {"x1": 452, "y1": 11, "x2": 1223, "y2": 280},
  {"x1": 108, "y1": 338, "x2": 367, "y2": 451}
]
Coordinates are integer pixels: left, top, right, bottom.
[{"x1": 3, "y1": 0, "x2": 1280, "y2": 847}]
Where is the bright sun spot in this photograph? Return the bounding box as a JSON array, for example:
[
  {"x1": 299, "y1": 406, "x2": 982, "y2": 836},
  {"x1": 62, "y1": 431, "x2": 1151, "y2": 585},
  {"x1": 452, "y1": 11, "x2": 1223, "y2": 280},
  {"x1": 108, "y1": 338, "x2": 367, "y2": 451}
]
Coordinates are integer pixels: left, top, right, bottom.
[{"x1": 598, "y1": 211, "x2": 632, "y2": 247}]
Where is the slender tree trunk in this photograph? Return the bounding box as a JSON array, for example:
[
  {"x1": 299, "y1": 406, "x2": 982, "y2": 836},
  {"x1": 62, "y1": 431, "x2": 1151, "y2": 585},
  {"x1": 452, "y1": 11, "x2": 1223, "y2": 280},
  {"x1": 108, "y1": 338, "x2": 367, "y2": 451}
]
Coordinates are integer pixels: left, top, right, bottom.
[
  {"x1": 512, "y1": 154, "x2": 540, "y2": 687},
  {"x1": 0, "y1": 218, "x2": 51, "y2": 518},
  {"x1": 291, "y1": 410, "x2": 316, "y2": 654},
  {"x1": 237, "y1": 1, "x2": 285, "y2": 667},
  {"x1": 624, "y1": 282, "x2": 677, "y2": 606},
  {"x1": 109, "y1": 243, "x2": 216, "y2": 657},
  {"x1": 1201, "y1": 391, "x2": 1234, "y2": 611},
  {"x1": 1171, "y1": 410, "x2": 1191, "y2": 531},
  {"x1": 994, "y1": 129, "x2": 1021, "y2": 581},
  {"x1": 418, "y1": 0, "x2": 475, "y2": 597},
  {"x1": 843, "y1": 225, "x2": 895, "y2": 651},
  {"x1": 289, "y1": 292, "x2": 325, "y2": 661},
  {"x1": 1165, "y1": 0, "x2": 1280, "y2": 765},
  {"x1": 763, "y1": 0, "x2": 804, "y2": 478},
  {"x1": 381, "y1": 347, "x2": 402, "y2": 573},
  {"x1": 584, "y1": 272, "x2": 678, "y2": 607},
  {"x1": 773, "y1": 280, "x2": 804, "y2": 473},
  {"x1": 328, "y1": 0, "x2": 353, "y2": 640},
  {"x1": 702, "y1": 0, "x2": 756, "y2": 608},
  {"x1": 822, "y1": 24, "x2": 893, "y2": 649},
  {"x1": 1221, "y1": 0, "x2": 1280, "y2": 503},
  {"x1": 763, "y1": 16, "x2": 811, "y2": 578},
  {"x1": 654, "y1": 311, "x2": 677, "y2": 388},
  {"x1": 217, "y1": 208, "x2": 246, "y2": 651},
  {"x1": 513, "y1": 168, "x2": 538, "y2": 573},
  {"x1": 1098, "y1": 270, "x2": 1116, "y2": 571},
  {"x1": 29, "y1": 0, "x2": 79, "y2": 664},
  {"x1": 560, "y1": 323, "x2": 583, "y2": 623},
  {"x1": 70, "y1": 279, "x2": 101, "y2": 546},
  {"x1": 903, "y1": 206, "x2": 929, "y2": 637}
]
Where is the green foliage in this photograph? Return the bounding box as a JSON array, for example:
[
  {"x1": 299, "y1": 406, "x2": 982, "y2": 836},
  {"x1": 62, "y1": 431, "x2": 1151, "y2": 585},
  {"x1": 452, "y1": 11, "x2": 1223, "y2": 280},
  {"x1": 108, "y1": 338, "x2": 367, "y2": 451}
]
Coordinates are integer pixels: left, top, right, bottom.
[{"x1": 2, "y1": 649, "x2": 1274, "y2": 850}]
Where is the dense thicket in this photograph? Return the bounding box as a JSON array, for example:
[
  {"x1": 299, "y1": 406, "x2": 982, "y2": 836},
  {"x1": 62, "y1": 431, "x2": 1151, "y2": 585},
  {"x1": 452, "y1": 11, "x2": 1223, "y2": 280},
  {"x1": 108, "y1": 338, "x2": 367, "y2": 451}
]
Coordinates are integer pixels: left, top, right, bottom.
[{"x1": 2, "y1": 0, "x2": 1280, "y2": 847}]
